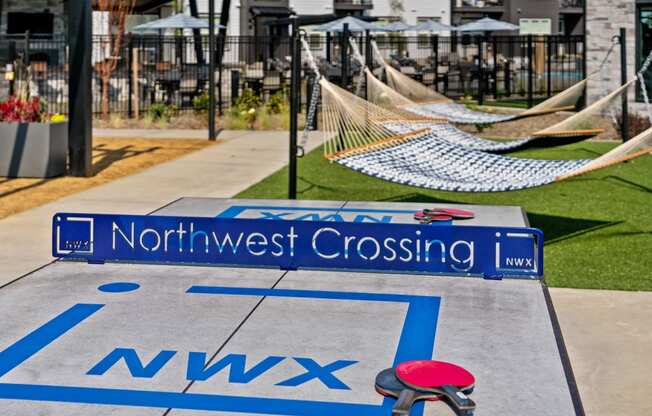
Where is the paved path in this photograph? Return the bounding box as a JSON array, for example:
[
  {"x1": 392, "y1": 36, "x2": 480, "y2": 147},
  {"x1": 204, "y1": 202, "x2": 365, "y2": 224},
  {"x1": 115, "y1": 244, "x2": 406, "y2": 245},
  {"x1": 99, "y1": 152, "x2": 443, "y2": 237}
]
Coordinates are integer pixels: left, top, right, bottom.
[
  {"x1": 0, "y1": 129, "x2": 321, "y2": 287},
  {"x1": 0, "y1": 129, "x2": 648, "y2": 415}
]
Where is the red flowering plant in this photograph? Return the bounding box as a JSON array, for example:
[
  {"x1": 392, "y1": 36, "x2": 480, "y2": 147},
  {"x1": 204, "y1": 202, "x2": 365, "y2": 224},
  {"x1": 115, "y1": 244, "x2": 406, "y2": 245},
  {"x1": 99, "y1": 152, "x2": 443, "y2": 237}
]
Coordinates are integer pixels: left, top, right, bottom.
[{"x1": 0, "y1": 96, "x2": 46, "y2": 123}]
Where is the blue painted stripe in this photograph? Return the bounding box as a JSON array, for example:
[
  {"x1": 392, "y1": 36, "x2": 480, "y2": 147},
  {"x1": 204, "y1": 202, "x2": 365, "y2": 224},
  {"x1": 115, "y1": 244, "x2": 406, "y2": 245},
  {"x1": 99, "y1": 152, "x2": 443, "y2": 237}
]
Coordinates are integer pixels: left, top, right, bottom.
[
  {"x1": 186, "y1": 286, "x2": 435, "y2": 304},
  {"x1": 0, "y1": 383, "x2": 387, "y2": 415},
  {"x1": 0, "y1": 304, "x2": 103, "y2": 378},
  {"x1": 216, "y1": 205, "x2": 420, "y2": 217},
  {"x1": 216, "y1": 206, "x2": 248, "y2": 219}
]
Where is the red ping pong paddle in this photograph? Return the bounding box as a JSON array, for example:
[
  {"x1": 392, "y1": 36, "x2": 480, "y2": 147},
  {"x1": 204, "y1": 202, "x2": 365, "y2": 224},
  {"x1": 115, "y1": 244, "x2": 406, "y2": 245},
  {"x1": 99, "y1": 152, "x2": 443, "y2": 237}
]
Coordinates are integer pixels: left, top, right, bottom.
[
  {"x1": 414, "y1": 212, "x2": 453, "y2": 223},
  {"x1": 423, "y1": 208, "x2": 475, "y2": 219},
  {"x1": 395, "y1": 360, "x2": 476, "y2": 414},
  {"x1": 375, "y1": 368, "x2": 440, "y2": 415}
]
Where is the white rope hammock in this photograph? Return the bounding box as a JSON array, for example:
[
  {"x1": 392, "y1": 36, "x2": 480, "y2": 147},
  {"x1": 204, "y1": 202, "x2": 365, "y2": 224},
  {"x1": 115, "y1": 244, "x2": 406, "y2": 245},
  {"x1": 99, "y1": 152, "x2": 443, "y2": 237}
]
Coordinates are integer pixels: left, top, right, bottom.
[
  {"x1": 319, "y1": 77, "x2": 652, "y2": 192},
  {"x1": 365, "y1": 67, "x2": 621, "y2": 152},
  {"x1": 370, "y1": 39, "x2": 615, "y2": 125}
]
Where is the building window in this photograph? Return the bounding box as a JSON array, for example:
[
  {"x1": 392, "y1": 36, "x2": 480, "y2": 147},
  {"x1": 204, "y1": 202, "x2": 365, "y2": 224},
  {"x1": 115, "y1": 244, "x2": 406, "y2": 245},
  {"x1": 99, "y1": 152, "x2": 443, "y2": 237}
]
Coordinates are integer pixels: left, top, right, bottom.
[
  {"x1": 308, "y1": 33, "x2": 322, "y2": 50},
  {"x1": 637, "y1": 5, "x2": 652, "y2": 101},
  {"x1": 7, "y1": 12, "x2": 54, "y2": 36}
]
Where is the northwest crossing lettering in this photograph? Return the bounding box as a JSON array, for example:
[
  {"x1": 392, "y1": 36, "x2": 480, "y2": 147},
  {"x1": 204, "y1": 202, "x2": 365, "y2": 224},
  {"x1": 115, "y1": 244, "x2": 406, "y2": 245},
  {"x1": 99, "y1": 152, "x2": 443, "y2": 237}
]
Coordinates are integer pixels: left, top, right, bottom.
[{"x1": 53, "y1": 213, "x2": 543, "y2": 278}]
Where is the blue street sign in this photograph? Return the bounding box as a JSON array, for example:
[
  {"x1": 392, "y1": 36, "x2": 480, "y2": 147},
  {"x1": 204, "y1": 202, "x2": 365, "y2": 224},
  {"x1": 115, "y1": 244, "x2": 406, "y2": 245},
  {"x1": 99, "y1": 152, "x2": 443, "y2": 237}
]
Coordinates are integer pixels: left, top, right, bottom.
[{"x1": 52, "y1": 213, "x2": 543, "y2": 278}]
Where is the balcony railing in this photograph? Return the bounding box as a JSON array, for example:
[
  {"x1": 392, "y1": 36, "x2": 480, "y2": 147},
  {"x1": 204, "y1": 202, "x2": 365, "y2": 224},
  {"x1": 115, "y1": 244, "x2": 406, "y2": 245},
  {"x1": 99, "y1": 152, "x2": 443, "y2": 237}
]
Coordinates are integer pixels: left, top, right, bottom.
[
  {"x1": 456, "y1": 0, "x2": 505, "y2": 8},
  {"x1": 560, "y1": 0, "x2": 583, "y2": 8},
  {"x1": 334, "y1": 0, "x2": 373, "y2": 9}
]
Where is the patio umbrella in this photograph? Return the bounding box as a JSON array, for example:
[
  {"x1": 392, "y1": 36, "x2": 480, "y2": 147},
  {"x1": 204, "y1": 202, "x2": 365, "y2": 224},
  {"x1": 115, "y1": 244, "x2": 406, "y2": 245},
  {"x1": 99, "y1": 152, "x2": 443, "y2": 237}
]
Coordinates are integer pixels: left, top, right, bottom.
[
  {"x1": 130, "y1": 14, "x2": 223, "y2": 31},
  {"x1": 455, "y1": 17, "x2": 519, "y2": 33},
  {"x1": 378, "y1": 21, "x2": 411, "y2": 32},
  {"x1": 411, "y1": 20, "x2": 456, "y2": 32},
  {"x1": 314, "y1": 16, "x2": 384, "y2": 33}
]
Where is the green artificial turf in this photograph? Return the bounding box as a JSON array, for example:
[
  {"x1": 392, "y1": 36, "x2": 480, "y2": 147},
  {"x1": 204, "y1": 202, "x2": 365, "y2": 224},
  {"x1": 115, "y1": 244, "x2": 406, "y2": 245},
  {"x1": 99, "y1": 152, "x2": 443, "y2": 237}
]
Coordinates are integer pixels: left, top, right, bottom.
[{"x1": 237, "y1": 141, "x2": 652, "y2": 291}]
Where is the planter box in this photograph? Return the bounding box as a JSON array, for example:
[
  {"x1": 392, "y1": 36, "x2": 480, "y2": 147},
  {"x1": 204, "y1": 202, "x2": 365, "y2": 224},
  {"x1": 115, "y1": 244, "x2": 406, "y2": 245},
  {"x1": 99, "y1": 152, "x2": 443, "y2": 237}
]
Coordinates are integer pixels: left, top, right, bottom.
[{"x1": 0, "y1": 122, "x2": 68, "y2": 178}]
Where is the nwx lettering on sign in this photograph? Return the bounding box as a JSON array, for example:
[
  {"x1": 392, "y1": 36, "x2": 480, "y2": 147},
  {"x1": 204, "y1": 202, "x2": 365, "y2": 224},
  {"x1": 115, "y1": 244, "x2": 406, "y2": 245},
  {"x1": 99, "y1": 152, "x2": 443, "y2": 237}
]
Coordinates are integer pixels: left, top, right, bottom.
[{"x1": 52, "y1": 213, "x2": 544, "y2": 278}]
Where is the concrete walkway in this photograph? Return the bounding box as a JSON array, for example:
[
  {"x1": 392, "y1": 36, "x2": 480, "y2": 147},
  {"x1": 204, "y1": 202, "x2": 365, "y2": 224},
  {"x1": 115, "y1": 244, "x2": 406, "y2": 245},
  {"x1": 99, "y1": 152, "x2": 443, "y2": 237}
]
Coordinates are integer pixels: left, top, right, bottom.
[
  {"x1": 0, "y1": 129, "x2": 321, "y2": 287},
  {"x1": 0, "y1": 129, "x2": 649, "y2": 415}
]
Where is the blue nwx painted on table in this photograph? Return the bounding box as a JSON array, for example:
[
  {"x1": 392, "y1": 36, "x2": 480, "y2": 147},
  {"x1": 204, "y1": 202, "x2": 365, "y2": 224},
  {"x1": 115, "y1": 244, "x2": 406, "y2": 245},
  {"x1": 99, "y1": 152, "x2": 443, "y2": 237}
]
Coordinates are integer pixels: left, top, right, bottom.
[{"x1": 0, "y1": 284, "x2": 441, "y2": 415}]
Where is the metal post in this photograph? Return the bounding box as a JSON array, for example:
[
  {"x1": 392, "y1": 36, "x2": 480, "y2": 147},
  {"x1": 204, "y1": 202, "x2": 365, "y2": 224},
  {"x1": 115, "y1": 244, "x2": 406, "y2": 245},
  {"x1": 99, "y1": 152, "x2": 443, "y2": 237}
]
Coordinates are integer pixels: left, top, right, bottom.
[
  {"x1": 326, "y1": 32, "x2": 332, "y2": 63},
  {"x1": 364, "y1": 29, "x2": 371, "y2": 100},
  {"x1": 231, "y1": 70, "x2": 240, "y2": 105},
  {"x1": 208, "y1": 0, "x2": 217, "y2": 140},
  {"x1": 433, "y1": 34, "x2": 439, "y2": 91},
  {"x1": 341, "y1": 23, "x2": 350, "y2": 88},
  {"x1": 620, "y1": 28, "x2": 629, "y2": 142},
  {"x1": 365, "y1": 30, "x2": 373, "y2": 68},
  {"x1": 288, "y1": 18, "x2": 301, "y2": 200},
  {"x1": 527, "y1": 34, "x2": 534, "y2": 108},
  {"x1": 24, "y1": 31, "x2": 30, "y2": 65},
  {"x1": 492, "y1": 35, "x2": 498, "y2": 99},
  {"x1": 547, "y1": 35, "x2": 553, "y2": 98},
  {"x1": 505, "y1": 61, "x2": 511, "y2": 97},
  {"x1": 477, "y1": 36, "x2": 484, "y2": 106},
  {"x1": 217, "y1": 34, "x2": 223, "y2": 115},
  {"x1": 68, "y1": 0, "x2": 92, "y2": 177},
  {"x1": 127, "y1": 37, "x2": 133, "y2": 118}
]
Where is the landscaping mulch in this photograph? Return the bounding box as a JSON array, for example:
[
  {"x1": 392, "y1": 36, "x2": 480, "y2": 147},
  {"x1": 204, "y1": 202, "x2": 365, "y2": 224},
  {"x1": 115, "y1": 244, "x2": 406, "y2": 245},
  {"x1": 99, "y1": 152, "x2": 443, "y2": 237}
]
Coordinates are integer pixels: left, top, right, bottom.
[{"x1": 0, "y1": 138, "x2": 217, "y2": 219}]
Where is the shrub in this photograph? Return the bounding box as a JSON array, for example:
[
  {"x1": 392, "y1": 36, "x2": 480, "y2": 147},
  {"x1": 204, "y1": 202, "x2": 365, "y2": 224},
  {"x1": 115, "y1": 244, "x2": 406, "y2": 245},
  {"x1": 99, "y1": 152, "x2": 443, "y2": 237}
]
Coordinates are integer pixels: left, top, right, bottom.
[
  {"x1": 192, "y1": 92, "x2": 210, "y2": 113},
  {"x1": 233, "y1": 89, "x2": 262, "y2": 112},
  {"x1": 474, "y1": 122, "x2": 492, "y2": 133},
  {"x1": 147, "y1": 102, "x2": 176, "y2": 121},
  {"x1": 265, "y1": 90, "x2": 288, "y2": 115},
  {"x1": 614, "y1": 112, "x2": 651, "y2": 140},
  {"x1": 0, "y1": 96, "x2": 46, "y2": 123}
]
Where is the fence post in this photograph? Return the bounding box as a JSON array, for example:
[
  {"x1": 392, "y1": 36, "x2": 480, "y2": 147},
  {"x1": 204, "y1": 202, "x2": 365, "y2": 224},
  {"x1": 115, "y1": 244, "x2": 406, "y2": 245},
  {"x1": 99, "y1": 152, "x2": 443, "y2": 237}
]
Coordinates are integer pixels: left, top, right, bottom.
[
  {"x1": 364, "y1": 30, "x2": 372, "y2": 100},
  {"x1": 432, "y1": 34, "x2": 439, "y2": 92},
  {"x1": 132, "y1": 46, "x2": 140, "y2": 119},
  {"x1": 341, "y1": 24, "x2": 350, "y2": 89},
  {"x1": 492, "y1": 35, "x2": 498, "y2": 99},
  {"x1": 127, "y1": 37, "x2": 133, "y2": 118},
  {"x1": 504, "y1": 60, "x2": 511, "y2": 97},
  {"x1": 217, "y1": 34, "x2": 223, "y2": 115},
  {"x1": 24, "y1": 31, "x2": 30, "y2": 65},
  {"x1": 231, "y1": 70, "x2": 240, "y2": 105},
  {"x1": 619, "y1": 28, "x2": 629, "y2": 142},
  {"x1": 546, "y1": 36, "x2": 553, "y2": 98},
  {"x1": 8, "y1": 41, "x2": 16, "y2": 95},
  {"x1": 477, "y1": 36, "x2": 484, "y2": 106},
  {"x1": 326, "y1": 32, "x2": 332, "y2": 63},
  {"x1": 527, "y1": 34, "x2": 534, "y2": 108},
  {"x1": 208, "y1": 0, "x2": 217, "y2": 141}
]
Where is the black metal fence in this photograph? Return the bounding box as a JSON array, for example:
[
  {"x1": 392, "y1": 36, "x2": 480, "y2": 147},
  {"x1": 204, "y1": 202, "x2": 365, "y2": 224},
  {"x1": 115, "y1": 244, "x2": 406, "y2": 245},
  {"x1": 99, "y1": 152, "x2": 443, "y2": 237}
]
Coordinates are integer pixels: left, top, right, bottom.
[{"x1": 0, "y1": 33, "x2": 584, "y2": 117}]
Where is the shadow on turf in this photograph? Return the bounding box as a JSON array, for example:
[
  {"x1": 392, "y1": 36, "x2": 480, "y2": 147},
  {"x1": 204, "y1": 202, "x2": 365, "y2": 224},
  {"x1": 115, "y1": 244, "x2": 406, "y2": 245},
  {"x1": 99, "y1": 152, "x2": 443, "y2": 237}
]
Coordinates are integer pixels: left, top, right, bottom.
[
  {"x1": 379, "y1": 192, "x2": 620, "y2": 245},
  {"x1": 522, "y1": 213, "x2": 620, "y2": 245}
]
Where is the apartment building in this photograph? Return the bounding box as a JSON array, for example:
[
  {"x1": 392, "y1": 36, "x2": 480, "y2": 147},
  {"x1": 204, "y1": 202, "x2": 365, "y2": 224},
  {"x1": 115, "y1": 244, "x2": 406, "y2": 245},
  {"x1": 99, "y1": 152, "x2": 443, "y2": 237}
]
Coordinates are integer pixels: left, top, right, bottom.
[
  {"x1": 586, "y1": 0, "x2": 651, "y2": 116},
  {"x1": 451, "y1": 0, "x2": 584, "y2": 35}
]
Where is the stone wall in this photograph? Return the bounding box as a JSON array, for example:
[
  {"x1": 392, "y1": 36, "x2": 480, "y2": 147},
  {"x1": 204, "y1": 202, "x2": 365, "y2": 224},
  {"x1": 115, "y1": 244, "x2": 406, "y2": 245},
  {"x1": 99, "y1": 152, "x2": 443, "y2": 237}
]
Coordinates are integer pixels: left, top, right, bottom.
[{"x1": 586, "y1": 0, "x2": 648, "y2": 116}]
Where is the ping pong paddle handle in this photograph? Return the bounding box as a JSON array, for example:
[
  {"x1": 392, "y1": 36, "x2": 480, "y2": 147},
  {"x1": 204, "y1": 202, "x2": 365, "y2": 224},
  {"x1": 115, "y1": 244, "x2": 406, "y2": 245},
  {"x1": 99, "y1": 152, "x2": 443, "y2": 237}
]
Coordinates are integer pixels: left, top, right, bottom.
[
  {"x1": 392, "y1": 389, "x2": 417, "y2": 416},
  {"x1": 440, "y1": 384, "x2": 476, "y2": 412}
]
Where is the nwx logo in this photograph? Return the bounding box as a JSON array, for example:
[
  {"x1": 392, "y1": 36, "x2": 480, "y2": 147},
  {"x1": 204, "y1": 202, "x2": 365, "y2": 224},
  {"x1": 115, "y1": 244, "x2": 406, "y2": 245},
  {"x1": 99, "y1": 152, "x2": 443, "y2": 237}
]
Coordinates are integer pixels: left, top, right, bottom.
[{"x1": 87, "y1": 348, "x2": 357, "y2": 390}]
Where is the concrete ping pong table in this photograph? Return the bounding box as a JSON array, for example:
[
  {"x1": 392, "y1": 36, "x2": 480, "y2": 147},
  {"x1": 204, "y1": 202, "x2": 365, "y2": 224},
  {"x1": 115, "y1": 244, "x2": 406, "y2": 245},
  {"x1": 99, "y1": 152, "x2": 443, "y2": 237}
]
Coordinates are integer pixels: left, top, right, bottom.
[{"x1": 0, "y1": 198, "x2": 582, "y2": 415}]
